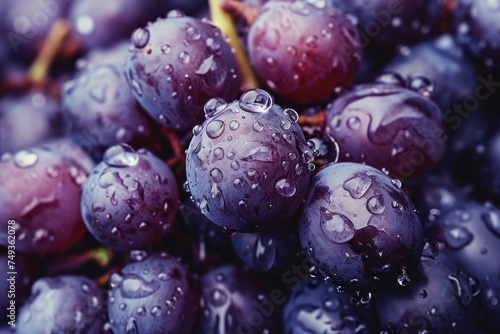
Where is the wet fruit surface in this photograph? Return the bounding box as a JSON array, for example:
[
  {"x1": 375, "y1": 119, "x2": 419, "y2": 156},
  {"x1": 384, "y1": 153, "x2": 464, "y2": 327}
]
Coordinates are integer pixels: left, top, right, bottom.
[
  {"x1": 298, "y1": 162, "x2": 425, "y2": 293},
  {"x1": 325, "y1": 81, "x2": 447, "y2": 180},
  {"x1": 81, "y1": 144, "x2": 179, "y2": 251},
  {"x1": 126, "y1": 10, "x2": 240, "y2": 131},
  {"x1": 247, "y1": 0, "x2": 361, "y2": 104},
  {"x1": 185, "y1": 89, "x2": 313, "y2": 232},
  {"x1": 2, "y1": 1, "x2": 500, "y2": 333},
  {"x1": 107, "y1": 252, "x2": 199, "y2": 334}
]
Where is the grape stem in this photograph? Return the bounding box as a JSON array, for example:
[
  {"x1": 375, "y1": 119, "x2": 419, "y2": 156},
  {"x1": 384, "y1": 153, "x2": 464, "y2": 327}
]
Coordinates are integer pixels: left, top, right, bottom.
[
  {"x1": 218, "y1": 0, "x2": 261, "y2": 26},
  {"x1": 163, "y1": 127, "x2": 186, "y2": 177},
  {"x1": 209, "y1": 0, "x2": 260, "y2": 92},
  {"x1": 297, "y1": 110, "x2": 327, "y2": 129},
  {"x1": 28, "y1": 19, "x2": 71, "y2": 85}
]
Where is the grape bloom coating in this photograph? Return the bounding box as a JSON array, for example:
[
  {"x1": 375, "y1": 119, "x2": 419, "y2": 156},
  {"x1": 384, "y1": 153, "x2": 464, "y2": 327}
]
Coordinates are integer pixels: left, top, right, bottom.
[{"x1": 185, "y1": 89, "x2": 314, "y2": 232}]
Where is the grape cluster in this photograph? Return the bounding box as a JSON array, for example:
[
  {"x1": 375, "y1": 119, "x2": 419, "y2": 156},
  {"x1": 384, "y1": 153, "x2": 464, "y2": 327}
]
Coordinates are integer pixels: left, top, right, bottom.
[{"x1": 1, "y1": 1, "x2": 500, "y2": 333}]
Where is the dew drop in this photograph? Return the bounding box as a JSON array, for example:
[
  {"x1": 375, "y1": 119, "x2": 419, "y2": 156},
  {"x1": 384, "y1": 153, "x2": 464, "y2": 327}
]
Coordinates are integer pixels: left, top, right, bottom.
[
  {"x1": 343, "y1": 174, "x2": 372, "y2": 199},
  {"x1": 161, "y1": 44, "x2": 171, "y2": 54},
  {"x1": 121, "y1": 274, "x2": 160, "y2": 299},
  {"x1": 230, "y1": 161, "x2": 239, "y2": 170},
  {"x1": 132, "y1": 28, "x2": 150, "y2": 48},
  {"x1": 14, "y1": 150, "x2": 38, "y2": 168},
  {"x1": 239, "y1": 89, "x2": 273, "y2": 113},
  {"x1": 210, "y1": 168, "x2": 223, "y2": 183},
  {"x1": 103, "y1": 144, "x2": 139, "y2": 167},
  {"x1": 210, "y1": 289, "x2": 228, "y2": 307},
  {"x1": 192, "y1": 124, "x2": 203, "y2": 136},
  {"x1": 151, "y1": 306, "x2": 161, "y2": 317},
  {"x1": 482, "y1": 211, "x2": 500, "y2": 237},
  {"x1": 125, "y1": 317, "x2": 138, "y2": 334},
  {"x1": 213, "y1": 147, "x2": 224, "y2": 160},
  {"x1": 397, "y1": 268, "x2": 411, "y2": 286},
  {"x1": 444, "y1": 225, "x2": 473, "y2": 249},
  {"x1": 391, "y1": 179, "x2": 402, "y2": 188},
  {"x1": 206, "y1": 120, "x2": 225, "y2": 139},
  {"x1": 347, "y1": 116, "x2": 361, "y2": 130},
  {"x1": 253, "y1": 122, "x2": 264, "y2": 132},
  {"x1": 178, "y1": 51, "x2": 190, "y2": 64},
  {"x1": 366, "y1": 194, "x2": 385, "y2": 214},
  {"x1": 204, "y1": 98, "x2": 228, "y2": 118},
  {"x1": 275, "y1": 178, "x2": 296, "y2": 197},
  {"x1": 320, "y1": 209, "x2": 355, "y2": 243},
  {"x1": 229, "y1": 120, "x2": 240, "y2": 130}
]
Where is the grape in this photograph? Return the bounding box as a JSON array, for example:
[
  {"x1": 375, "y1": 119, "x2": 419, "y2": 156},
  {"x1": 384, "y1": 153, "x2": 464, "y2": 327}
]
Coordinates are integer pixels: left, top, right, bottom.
[
  {"x1": 246, "y1": 0, "x2": 361, "y2": 104},
  {"x1": 107, "y1": 252, "x2": 199, "y2": 334},
  {"x1": 382, "y1": 34, "x2": 477, "y2": 110},
  {"x1": 196, "y1": 264, "x2": 280, "y2": 333},
  {"x1": 68, "y1": 0, "x2": 168, "y2": 51},
  {"x1": 185, "y1": 89, "x2": 313, "y2": 232},
  {"x1": 17, "y1": 275, "x2": 106, "y2": 334},
  {"x1": 126, "y1": 10, "x2": 240, "y2": 131},
  {"x1": 0, "y1": 92, "x2": 62, "y2": 154},
  {"x1": 298, "y1": 162, "x2": 425, "y2": 293},
  {"x1": 325, "y1": 79, "x2": 447, "y2": 180},
  {"x1": 376, "y1": 249, "x2": 478, "y2": 334},
  {"x1": 62, "y1": 62, "x2": 161, "y2": 160},
  {"x1": 0, "y1": 145, "x2": 88, "y2": 255},
  {"x1": 282, "y1": 276, "x2": 377, "y2": 333},
  {"x1": 80, "y1": 144, "x2": 179, "y2": 251}
]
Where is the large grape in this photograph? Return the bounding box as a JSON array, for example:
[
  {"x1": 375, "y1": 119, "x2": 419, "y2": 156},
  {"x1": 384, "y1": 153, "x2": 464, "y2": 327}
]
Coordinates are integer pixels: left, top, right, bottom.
[{"x1": 185, "y1": 89, "x2": 314, "y2": 232}]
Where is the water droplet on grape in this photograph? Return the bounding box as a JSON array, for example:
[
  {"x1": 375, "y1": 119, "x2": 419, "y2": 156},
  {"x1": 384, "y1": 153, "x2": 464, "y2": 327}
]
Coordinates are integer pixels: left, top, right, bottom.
[
  {"x1": 343, "y1": 174, "x2": 372, "y2": 199},
  {"x1": 239, "y1": 89, "x2": 273, "y2": 113},
  {"x1": 104, "y1": 144, "x2": 139, "y2": 167},
  {"x1": 14, "y1": 150, "x2": 38, "y2": 168},
  {"x1": 132, "y1": 28, "x2": 150, "y2": 48},
  {"x1": 204, "y1": 98, "x2": 228, "y2": 118},
  {"x1": 206, "y1": 120, "x2": 225, "y2": 139},
  {"x1": 275, "y1": 178, "x2": 296, "y2": 197}
]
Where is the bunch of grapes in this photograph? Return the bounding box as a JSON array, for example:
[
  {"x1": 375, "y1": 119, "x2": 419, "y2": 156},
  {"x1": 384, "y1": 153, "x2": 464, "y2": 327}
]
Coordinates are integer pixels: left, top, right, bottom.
[{"x1": 1, "y1": 0, "x2": 500, "y2": 333}]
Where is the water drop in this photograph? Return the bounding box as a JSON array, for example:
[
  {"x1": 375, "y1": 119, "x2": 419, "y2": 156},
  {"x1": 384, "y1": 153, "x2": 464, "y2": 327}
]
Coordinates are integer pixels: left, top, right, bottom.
[
  {"x1": 132, "y1": 28, "x2": 150, "y2": 48},
  {"x1": 367, "y1": 194, "x2": 385, "y2": 214},
  {"x1": 421, "y1": 240, "x2": 439, "y2": 260},
  {"x1": 178, "y1": 51, "x2": 190, "y2": 64},
  {"x1": 239, "y1": 89, "x2": 273, "y2": 113},
  {"x1": 343, "y1": 174, "x2": 372, "y2": 199},
  {"x1": 121, "y1": 274, "x2": 160, "y2": 299},
  {"x1": 408, "y1": 76, "x2": 434, "y2": 97},
  {"x1": 482, "y1": 211, "x2": 500, "y2": 237},
  {"x1": 125, "y1": 317, "x2": 138, "y2": 334},
  {"x1": 210, "y1": 168, "x2": 223, "y2": 183},
  {"x1": 347, "y1": 116, "x2": 361, "y2": 130},
  {"x1": 136, "y1": 307, "x2": 146, "y2": 316},
  {"x1": 320, "y1": 210, "x2": 355, "y2": 243},
  {"x1": 14, "y1": 150, "x2": 38, "y2": 168},
  {"x1": 206, "y1": 120, "x2": 225, "y2": 139},
  {"x1": 104, "y1": 144, "x2": 139, "y2": 167},
  {"x1": 151, "y1": 306, "x2": 161, "y2": 317},
  {"x1": 391, "y1": 179, "x2": 402, "y2": 188},
  {"x1": 204, "y1": 98, "x2": 227, "y2": 118},
  {"x1": 161, "y1": 44, "x2": 171, "y2": 54},
  {"x1": 229, "y1": 120, "x2": 240, "y2": 130},
  {"x1": 275, "y1": 178, "x2": 296, "y2": 197},
  {"x1": 397, "y1": 268, "x2": 411, "y2": 286},
  {"x1": 444, "y1": 225, "x2": 473, "y2": 249},
  {"x1": 253, "y1": 122, "x2": 264, "y2": 132}
]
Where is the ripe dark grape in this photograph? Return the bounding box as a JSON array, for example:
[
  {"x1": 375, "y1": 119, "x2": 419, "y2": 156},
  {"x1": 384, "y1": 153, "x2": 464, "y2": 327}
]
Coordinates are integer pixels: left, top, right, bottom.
[
  {"x1": 0, "y1": 92, "x2": 62, "y2": 154},
  {"x1": 246, "y1": 0, "x2": 361, "y2": 104},
  {"x1": 376, "y1": 249, "x2": 478, "y2": 334},
  {"x1": 81, "y1": 144, "x2": 179, "y2": 251},
  {"x1": 454, "y1": 0, "x2": 500, "y2": 69},
  {"x1": 282, "y1": 276, "x2": 377, "y2": 333},
  {"x1": 231, "y1": 218, "x2": 303, "y2": 274},
  {"x1": 107, "y1": 252, "x2": 199, "y2": 334},
  {"x1": 17, "y1": 275, "x2": 106, "y2": 333},
  {"x1": 3, "y1": 0, "x2": 70, "y2": 60},
  {"x1": 382, "y1": 34, "x2": 477, "y2": 110},
  {"x1": 196, "y1": 264, "x2": 280, "y2": 333},
  {"x1": 185, "y1": 89, "x2": 313, "y2": 232},
  {"x1": 62, "y1": 62, "x2": 162, "y2": 160},
  {"x1": 425, "y1": 200, "x2": 500, "y2": 331},
  {"x1": 325, "y1": 80, "x2": 447, "y2": 180},
  {"x1": 68, "y1": 0, "x2": 168, "y2": 51},
  {"x1": 332, "y1": 0, "x2": 443, "y2": 51},
  {"x1": 298, "y1": 162, "x2": 425, "y2": 293},
  {"x1": 126, "y1": 10, "x2": 240, "y2": 131},
  {"x1": 0, "y1": 145, "x2": 88, "y2": 255}
]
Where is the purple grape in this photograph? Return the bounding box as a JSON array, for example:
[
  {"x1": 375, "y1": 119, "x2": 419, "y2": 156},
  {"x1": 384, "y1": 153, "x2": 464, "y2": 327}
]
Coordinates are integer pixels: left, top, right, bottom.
[
  {"x1": 283, "y1": 276, "x2": 377, "y2": 333},
  {"x1": 107, "y1": 252, "x2": 199, "y2": 334},
  {"x1": 196, "y1": 264, "x2": 280, "y2": 334},
  {"x1": 185, "y1": 89, "x2": 313, "y2": 232},
  {"x1": 332, "y1": 0, "x2": 443, "y2": 51},
  {"x1": 80, "y1": 144, "x2": 179, "y2": 251},
  {"x1": 68, "y1": 0, "x2": 168, "y2": 51},
  {"x1": 246, "y1": 0, "x2": 361, "y2": 104},
  {"x1": 426, "y1": 200, "x2": 500, "y2": 331},
  {"x1": 126, "y1": 10, "x2": 240, "y2": 131},
  {"x1": 17, "y1": 275, "x2": 106, "y2": 333},
  {"x1": 376, "y1": 249, "x2": 478, "y2": 334},
  {"x1": 454, "y1": 0, "x2": 500, "y2": 69},
  {"x1": 230, "y1": 218, "x2": 303, "y2": 274},
  {"x1": 325, "y1": 80, "x2": 447, "y2": 180},
  {"x1": 382, "y1": 34, "x2": 477, "y2": 110},
  {"x1": 0, "y1": 145, "x2": 88, "y2": 255},
  {"x1": 0, "y1": 92, "x2": 62, "y2": 154},
  {"x1": 62, "y1": 63, "x2": 161, "y2": 160},
  {"x1": 298, "y1": 162, "x2": 425, "y2": 293}
]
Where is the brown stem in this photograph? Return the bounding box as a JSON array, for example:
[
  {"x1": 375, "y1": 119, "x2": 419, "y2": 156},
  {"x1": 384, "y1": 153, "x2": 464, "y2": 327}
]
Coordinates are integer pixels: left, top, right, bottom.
[
  {"x1": 218, "y1": 0, "x2": 261, "y2": 26},
  {"x1": 297, "y1": 110, "x2": 326, "y2": 129},
  {"x1": 163, "y1": 127, "x2": 186, "y2": 177}
]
